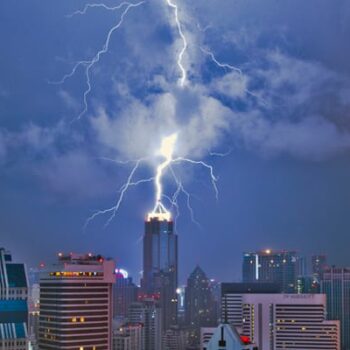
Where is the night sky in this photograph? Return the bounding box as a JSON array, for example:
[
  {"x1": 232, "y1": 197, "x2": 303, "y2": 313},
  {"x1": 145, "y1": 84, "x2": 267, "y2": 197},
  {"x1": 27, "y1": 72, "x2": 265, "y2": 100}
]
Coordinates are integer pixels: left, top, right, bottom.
[{"x1": 1, "y1": 0, "x2": 350, "y2": 284}]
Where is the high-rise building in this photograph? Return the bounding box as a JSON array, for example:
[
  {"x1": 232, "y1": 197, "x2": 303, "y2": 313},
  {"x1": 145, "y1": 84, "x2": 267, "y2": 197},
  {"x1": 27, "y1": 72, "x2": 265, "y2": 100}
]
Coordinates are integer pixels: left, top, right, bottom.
[
  {"x1": 312, "y1": 255, "x2": 328, "y2": 278},
  {"x1": 113, "y1": 323, "x2": 142, "y2": 350},
  {"x1": 296, "y1": 275, "x2": 320, "y2": 294},
  {"x1": 38, "y1": 252, "x2": 115, "y2": 350},
  {"x1": 0, "y1": 247, "x2": 29, "y2": 350},
  {"x1": 242, "y1": 249, "x2": 298, "y2": 293},
  {"x1": 162, "y1": 326, "x2": 187, "y2": 350},
  {"x1": 221, "y1": 282, "x2": 280, "y2": 329},
  {"x1": 113, "y1": 269, "x2": 139, "y2": 320},
  {"x1": 321, "y1": 267, "x2": 350, "y2": 350},
  {"x1": 142, "y1": 202, "x2": 178, "y2": 331},
  {"x1": 242, "y1": 293, "x2": 340, "y2": 350},
  {"x1": 128, "y1": 299, "x2": 162, "y2": 350},
  {"x1": 185, "y1": 266, "x2": 217, "y2": 347}
]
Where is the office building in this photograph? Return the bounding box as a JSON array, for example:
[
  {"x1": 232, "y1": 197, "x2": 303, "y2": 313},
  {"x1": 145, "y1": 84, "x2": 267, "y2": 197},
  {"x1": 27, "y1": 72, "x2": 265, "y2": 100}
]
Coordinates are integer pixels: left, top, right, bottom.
[
  {"x1": 0, "y1": 247, "x2": 28, "y2": 350},
  {"x1": 113, "y1": 269, "x2": 139, "y2": 320},
  {"x1": 296, "y1": 275, "x2": 320, "y2": 294},
  {"x1": 142, "y1": 202, "x2": 178, "y2": 331},
  {"x1": 38, "y1": 252, "x2": 115, "y2": 350},
  {"x1": 321, "y1": 267, "x2": 350, "y2": 350},
  {"x1": 242, "y1": 293, "x2": 340, "y2": 350},
  {"x1": 128, "y1": 299, "x2": 162, "y2": 350},
  {"x1": 185, "y1": 266, "x2": 217, "y2": 347},
  {"x1": 243, "y1": 249, "x2": 298, "y2": 293},
  {"x1": 221, "y1": 282, "x2": 280, "y2": 329},
  {"x1": 312, "y1": 255, "x2": 327, "y2": 278},
  {"x1": 113, "y1": 323, "x2": 142, "y2": 350},
  {"x1": 162, "y1": 326, "x2": 187, "y2": 350}
]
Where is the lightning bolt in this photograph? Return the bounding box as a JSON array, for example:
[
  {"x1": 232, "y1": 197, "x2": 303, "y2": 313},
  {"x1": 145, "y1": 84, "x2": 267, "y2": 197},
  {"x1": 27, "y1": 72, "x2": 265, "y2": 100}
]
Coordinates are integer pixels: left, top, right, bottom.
[
  {"x1": 85, "y1": 133, "x2": 218, "y2": 228},
  {"x1": 165, "y1": 0, "x2": 188, "y2": 87},
  {"x1": 201, "y1": 46, "x2": 267, "y2": 105},
  {"x1": 51, "y1": 1, "x2": 145, "y2": 120}
]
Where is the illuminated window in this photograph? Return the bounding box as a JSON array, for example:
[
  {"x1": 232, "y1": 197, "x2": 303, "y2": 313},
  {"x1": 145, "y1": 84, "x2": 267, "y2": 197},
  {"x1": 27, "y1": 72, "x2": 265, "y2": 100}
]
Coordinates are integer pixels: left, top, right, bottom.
[
  {"x1": 71, "y1": 317, "x2": 77, "y2": 322},
  {"x1": 80, "y1": 317, "x2": 85, "y2": 322}
]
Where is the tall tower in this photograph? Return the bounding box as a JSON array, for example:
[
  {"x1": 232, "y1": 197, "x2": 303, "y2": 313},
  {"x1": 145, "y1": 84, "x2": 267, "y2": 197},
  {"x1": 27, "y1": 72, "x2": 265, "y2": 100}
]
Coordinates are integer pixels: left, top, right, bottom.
[{"x1": 142, "y1": 202, "x2": 178, "y2": 332}]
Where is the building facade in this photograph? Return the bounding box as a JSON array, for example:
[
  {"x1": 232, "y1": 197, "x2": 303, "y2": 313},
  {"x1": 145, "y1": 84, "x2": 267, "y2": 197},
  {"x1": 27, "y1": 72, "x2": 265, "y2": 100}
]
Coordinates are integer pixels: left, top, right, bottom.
[
  {"x1": 321, "y1": 267, "x2": 350, "y2": 350},
  {"x1": 221, "y1": 282, "x2": 280, "y2": 329},
  {"x1": 242, "y1": 293, "x2": 340, "y2": 350},
  {"x1": 185, "y1": 266, "x2": 217, "y2": 347},
  {"x1": 128, "y1": 299, "x2": 162, "y2": 350},
  {"x1": 243, "y1": 250, "x2": 298, "y2": 293},
  {"x1": 38, "y1": 253, "x2": 115, "y2": 350},
  {"x1": 0, "y1": 247, "x2": 28, "y2": 350},
  {"x1": 113, "y1": 270, "x2": 139, "y2": 320},
  {"x1": 113, "y1": 323, "x2": 142, "y2": 350},
  {"x1": 142, "y1": 203, "x2": 178, "y2": 331}
]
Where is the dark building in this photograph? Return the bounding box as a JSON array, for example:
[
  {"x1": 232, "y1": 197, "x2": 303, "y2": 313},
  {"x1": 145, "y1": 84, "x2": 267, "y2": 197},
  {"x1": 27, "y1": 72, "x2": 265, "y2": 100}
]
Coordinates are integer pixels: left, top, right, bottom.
[
  {"x1": 38, "y1": 253, "x2": 115, "y2": 350},
  {"x1": 296, "y1": 275, "x2": 320, "y2": 294},
  {"x1": 113, "y1": 269, "x2": 139, "y2": 320},
  {"x1": 242, "y1": 249, "x2": 298, "y2": 293},
  {"x1": 321, "y1": 267, "x2": 350, "y2": 350},
  {"x1": 142, "y1": 202, "x2": 178, "y2": 331},
  {"x1": 312, "y1": 255, "x2": 328, "y2": 278},
  {"x1": 185, "y1": 266, "x2": 217, "y2": 347},
  {"x1": 0, "y1": 247, "x2": 28, "y2": 350}
]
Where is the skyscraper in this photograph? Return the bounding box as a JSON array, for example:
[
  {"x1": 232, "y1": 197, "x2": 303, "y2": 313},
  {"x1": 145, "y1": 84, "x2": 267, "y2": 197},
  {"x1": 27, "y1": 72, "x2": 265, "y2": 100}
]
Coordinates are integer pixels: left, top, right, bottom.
[
  {"x1": 242, "y1": 293, "x2": 340, "y2": 350},
  {"x1": 38, "y1": 252, "x2": 115, "y2": 350},
  {"x1": 128, "y1": 299, "x2": 162, "y2": 350},
  {"x1": 142, "y1": 202, "x2": 178, "y2": 331},
  {"x1": 0, "y1": 247, "x2": 28, "y2": 350},
  {"x1": 113, "y1": 269, "x2": 139, "y2": 320},
  {"x1": 185, "y1": 266, "x2": 217, "y2": 347},
  {"x1": 242, "y1": 249, "x2": 298, "y2": 293},
  {"x1": 321, "y1": 267, "x2": 350, "y2": 350}
]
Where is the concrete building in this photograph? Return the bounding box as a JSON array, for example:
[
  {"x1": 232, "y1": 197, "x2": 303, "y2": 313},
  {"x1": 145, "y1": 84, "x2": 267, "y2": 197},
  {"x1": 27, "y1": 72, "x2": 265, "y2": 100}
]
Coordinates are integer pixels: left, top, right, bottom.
[
  {"x1": 221, "y1": 282, "x2": 280, "y2": 329},
  {"x1": 243, "y1": 250, "x2": 298, "y2": 293},
  {"x1": 113, "y1": 323, "x2": 142, "y2": 350},
  {"x1": 242, "y1": 293, "x2": 340, "y2": 350},
  {"x1": 141, "y1": 203, "x2": 178, "y2": 331},
  {"x1": 321, "y1": 267, "x2": 350, "y2": 350},
  {"x1": 113, "y1": 269, "x2": 139, "y2": 320},
  {"x1": 38, "y1": 252, "x2": 115, "y2": 350},
  {"x1": 128, "y1": 299, "x2": 162, "y2": 350},
  {"x1": 0, "y1": 247, "x2": 29, "y2": 350}
]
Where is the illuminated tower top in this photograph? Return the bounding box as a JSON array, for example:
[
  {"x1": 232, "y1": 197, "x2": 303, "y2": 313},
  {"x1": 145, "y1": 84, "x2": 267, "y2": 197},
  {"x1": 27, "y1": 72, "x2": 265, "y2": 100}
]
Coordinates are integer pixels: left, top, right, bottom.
[{"x1": 147, "y1": 201, "x2": 171, "y2": 222}]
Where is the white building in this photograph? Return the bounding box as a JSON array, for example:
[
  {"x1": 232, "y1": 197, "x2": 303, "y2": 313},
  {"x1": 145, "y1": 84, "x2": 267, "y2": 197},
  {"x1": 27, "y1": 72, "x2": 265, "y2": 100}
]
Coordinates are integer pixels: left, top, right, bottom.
[
  {"x1": 113, "y1": 323, "x2": 143, "y2": 350},
  {"x1": 242, "y1": 293, "x2": 340, "y2": 350},
  {"x1": 204, "y1": 323, "x2": 258, "y2": 350}
]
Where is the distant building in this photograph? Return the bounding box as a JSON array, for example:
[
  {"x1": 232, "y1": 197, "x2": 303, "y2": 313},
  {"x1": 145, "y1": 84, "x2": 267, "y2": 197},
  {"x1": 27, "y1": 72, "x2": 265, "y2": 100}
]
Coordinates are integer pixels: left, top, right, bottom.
[
  {"x1": 242, "y1": 249, "x2": 298, "y2": 293},
  {"x1": 162, "y1": 326, "x2": 187, "y2": 350},
  {"x1": 296, "y1": 275, "x2": 320, "y2": 293},
  {"x1": 321, "y1": 267, "x2": 350, "y2": 350},
  {"x1": 128, "y1": 299, "x2": 162, "y2": 350},
  {"x1": 0, "y1": 247, "x2": 28, "y2": 350},
  {"x1": 242, "y1": 293, "x2": 340, "y2": 350},
  {"x1": 312, "y1": 255, "x2": 328, "y2": 278},
  {"x1": 38, "y1": 252, "x2": 115, "y2": 350},
  {"x1": 221, "y1": 282, "x2": 280, "y2": 329},
  {"x1": 113, "y1": 323, "x2": 142, "y2": 350},
  {"x1": 185, "y1": 266, "x2": 217, "y2": 347},
  {"x1": 204, "y1": 323, "x2": 258, "y2": 350},
  {"x1": 113, "y1": 269, "x2": 139, "y2": 320},
  {"x1": 141, "y1": 203, "x2": 178, "y2": 331}
]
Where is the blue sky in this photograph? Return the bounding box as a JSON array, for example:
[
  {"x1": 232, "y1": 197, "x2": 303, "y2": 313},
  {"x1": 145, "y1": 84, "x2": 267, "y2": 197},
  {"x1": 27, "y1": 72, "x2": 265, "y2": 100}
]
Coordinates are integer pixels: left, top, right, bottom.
[{"x1": 1, "y1": 0, "x2": 350, "y2": 283}]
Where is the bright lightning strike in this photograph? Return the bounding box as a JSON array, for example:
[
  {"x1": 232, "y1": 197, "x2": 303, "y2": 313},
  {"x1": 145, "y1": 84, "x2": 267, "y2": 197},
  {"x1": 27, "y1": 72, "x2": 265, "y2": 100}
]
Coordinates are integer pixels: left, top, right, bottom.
[
  {"x1": 51, "y1": 1, "x2": 145, "y2": 120},
  {"x1": 85, "y1": 132, "x2": 219, "y2": 228},
  {"x1": 166, "y1": 0, "x2": 188, "y2": 87}
]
